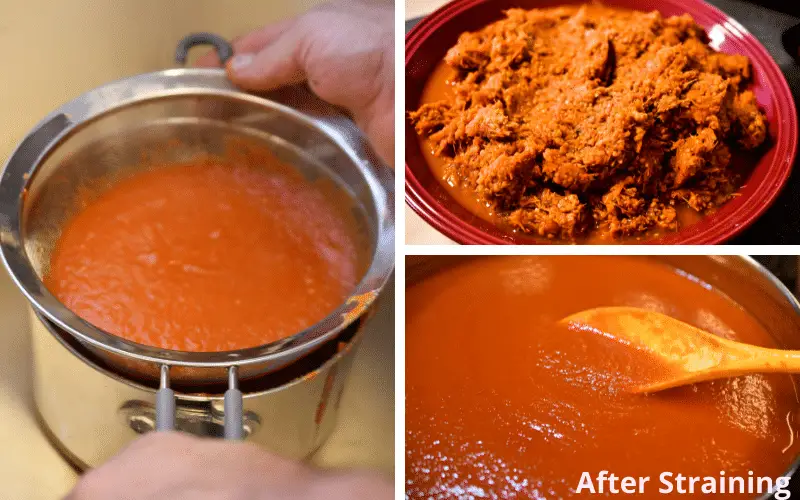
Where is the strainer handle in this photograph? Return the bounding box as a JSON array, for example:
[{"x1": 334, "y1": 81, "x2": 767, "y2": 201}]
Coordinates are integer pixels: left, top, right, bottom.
[
  {"x1": 155, "y1": 364, "x2": 176, "y2": 432},
  {"x1": 153, "y1": 364, "x2": 242, "y2": 438},
  {"x1": 224, "y1": 366, "x2": 244, "y2": 440},
  {"x1": 175, "y1": 32, "x2": 234, "y2": 66}
]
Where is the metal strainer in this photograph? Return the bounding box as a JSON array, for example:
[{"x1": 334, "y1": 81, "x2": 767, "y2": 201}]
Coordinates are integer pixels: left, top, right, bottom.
[{"x1": 0, "y1": 35, "x2": 394, "y2": 438}]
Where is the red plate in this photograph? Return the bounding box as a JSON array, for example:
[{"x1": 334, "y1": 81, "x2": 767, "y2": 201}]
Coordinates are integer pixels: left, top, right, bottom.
[{"x1": 405, "y1": 0, "x2": 798, "y2": 245}]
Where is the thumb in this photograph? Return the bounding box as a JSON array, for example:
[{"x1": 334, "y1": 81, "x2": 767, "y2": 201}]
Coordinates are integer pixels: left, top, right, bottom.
[{"x1": 225, "y1": 28, "x2": 309, "y2": 91}]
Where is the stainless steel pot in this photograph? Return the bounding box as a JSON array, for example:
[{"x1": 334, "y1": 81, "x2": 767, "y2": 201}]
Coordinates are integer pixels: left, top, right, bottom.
[
  {"x1": 0, "y1": 34, "x2": 394, "y2": 454},
  {"x1": 31, "y1": 308, "x2": 369, "y2": 469}
]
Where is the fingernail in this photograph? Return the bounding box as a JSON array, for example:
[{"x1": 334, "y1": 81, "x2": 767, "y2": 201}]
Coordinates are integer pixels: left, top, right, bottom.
[{"x1": 229, "y1": 54, "x2": 254, "y2": 72}]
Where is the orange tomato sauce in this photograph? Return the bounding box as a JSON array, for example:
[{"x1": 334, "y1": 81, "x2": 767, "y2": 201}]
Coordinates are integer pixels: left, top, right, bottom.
[
  {"x1": 45, "y1": 147, "x2": 362, "y2": 352},
  {"x1": 406, "y1": 256, "x2": 800, "y2": 498}
]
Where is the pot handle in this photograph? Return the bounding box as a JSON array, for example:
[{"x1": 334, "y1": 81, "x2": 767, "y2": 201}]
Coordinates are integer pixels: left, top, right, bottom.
[{"x1": 174, "y1": 32, "x2": 234, "y2": 66}]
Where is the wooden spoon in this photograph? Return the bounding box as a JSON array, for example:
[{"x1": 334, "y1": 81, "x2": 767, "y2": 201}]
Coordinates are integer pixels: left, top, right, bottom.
[{"x1": 560, "y1": 306, "x2": 800, "y2": 394}]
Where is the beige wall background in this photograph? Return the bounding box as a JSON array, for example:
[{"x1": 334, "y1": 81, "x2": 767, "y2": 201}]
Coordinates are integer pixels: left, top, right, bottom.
[{"x1": 0, "y1": 0, "x2": 332, "y2": 160}]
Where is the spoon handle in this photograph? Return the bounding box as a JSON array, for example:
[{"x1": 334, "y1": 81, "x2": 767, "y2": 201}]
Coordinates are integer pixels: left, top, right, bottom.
[
  {"x1": 636, "y1": 347, "x2": 800, "y2": 393},
  {"x1": 721, "y1": 344, "x2": 800, "y2": 374}
]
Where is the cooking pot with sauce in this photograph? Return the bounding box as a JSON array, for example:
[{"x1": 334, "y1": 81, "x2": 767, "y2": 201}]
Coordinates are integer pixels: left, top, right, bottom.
[
  {"x1": 0, "y1": 34, "x2": 393, "y2": 467},
  {"x1": 406, "y1": 255, "x2": 800, "y2": 500}
]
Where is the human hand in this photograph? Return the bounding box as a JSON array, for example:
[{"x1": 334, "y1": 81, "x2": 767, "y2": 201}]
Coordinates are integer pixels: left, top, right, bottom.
[
  {"x1": 64, "y1": 432, "x2": 393, "y2": 500},
  {"x1": 197, "y1": 1, "x2": 394, "y2": 167}
]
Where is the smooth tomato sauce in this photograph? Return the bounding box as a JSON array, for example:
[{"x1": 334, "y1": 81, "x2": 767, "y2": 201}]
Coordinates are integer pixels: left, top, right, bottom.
[
  {"x1": 46, "y1": 148, "x2": 361, "y2": 352},
  {"x1": 406, "y1": 256, "x2": 800, "y2": 499}
]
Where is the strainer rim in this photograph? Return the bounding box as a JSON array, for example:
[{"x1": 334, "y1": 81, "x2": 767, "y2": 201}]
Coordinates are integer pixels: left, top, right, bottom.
[{"x1": 0, "y1": 68, "x2": 395, "y2": 368}]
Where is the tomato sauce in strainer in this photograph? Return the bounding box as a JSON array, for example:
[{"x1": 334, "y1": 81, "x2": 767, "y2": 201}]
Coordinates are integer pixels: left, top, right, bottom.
[{"x1": 45, "y1": 145, "x2": 362, "y2": 353}]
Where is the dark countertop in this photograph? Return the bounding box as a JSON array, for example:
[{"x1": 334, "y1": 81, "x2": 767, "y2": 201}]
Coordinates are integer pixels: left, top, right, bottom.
[
  {"x1": 406, "y1": 1, "x2": 800, "y2": 244},
  {"x1": 754, "y1": 255, "x2": 798, "y2": 291},
  {"x1": 710, "y1": 0, "x2": 800, "y2": 243}
]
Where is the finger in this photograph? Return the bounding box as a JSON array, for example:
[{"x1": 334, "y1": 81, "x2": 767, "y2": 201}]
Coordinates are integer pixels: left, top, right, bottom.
[
  {"x1": 64, "y1": 433, "x2": 207, "y2": 499},
  {"x1": 122, "y1": 430, "x2": 201, "y2": 453},
  {"x1": 194, "y1": 19, "x2": 296, "y2": 68},
  {"x1": 225, "y1": 28, "x2": 310, "y2": 91},
  {"x1": 231, "y1": 19, "x2": 297, "y2": 54}
]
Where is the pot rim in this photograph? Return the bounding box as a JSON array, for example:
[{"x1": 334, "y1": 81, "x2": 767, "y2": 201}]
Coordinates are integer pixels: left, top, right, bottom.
[
  {"x1": 0, "y1": 68, "x2": 395, "y2": 368},
  {"x1": 741, "y1": 254, "x2": 800, "y2": 499}
]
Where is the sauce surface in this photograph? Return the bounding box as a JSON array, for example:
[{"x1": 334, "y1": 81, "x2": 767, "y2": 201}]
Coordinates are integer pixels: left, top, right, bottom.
[
  {"x1": 46, "y1": 148, "x2": 361, "y2": 352},
  {"x1": 406, "y1": 256, "x2": 800, "y2": 498}
]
